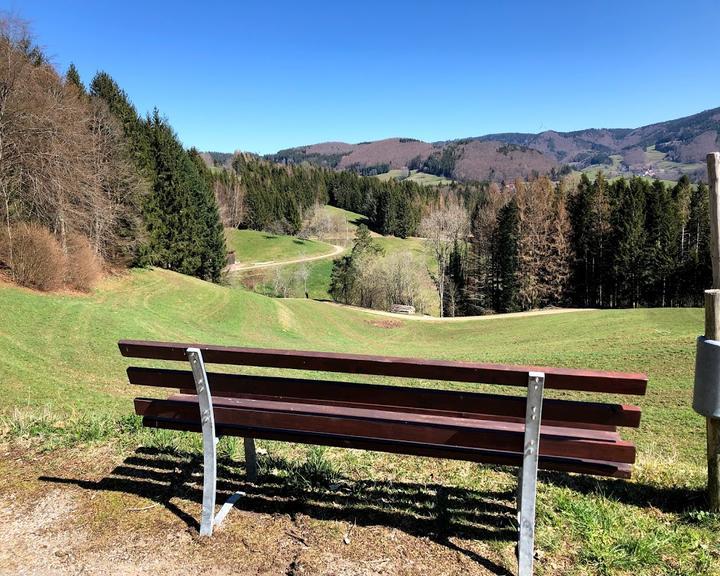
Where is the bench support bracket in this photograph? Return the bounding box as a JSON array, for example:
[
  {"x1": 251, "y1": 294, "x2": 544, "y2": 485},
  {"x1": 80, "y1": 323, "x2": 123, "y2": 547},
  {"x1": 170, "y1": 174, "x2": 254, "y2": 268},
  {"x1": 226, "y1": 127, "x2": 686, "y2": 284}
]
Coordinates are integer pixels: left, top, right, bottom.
[
  {"x1": 187, "y1": 347, "x2": 218, "y2": 536},
  {"x1": 518, "y1": 371, "x2": 545, "y2": 576},
  {"x1": 187, "y1": 347, "x2": 247, "y2": 536}
]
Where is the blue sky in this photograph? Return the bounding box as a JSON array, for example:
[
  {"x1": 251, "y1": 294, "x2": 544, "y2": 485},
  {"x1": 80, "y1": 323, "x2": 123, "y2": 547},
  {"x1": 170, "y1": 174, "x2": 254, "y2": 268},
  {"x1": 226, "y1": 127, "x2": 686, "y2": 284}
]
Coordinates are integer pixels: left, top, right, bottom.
[{"x1": 7, "y1": 0, "x2": 719, "y2": 154}]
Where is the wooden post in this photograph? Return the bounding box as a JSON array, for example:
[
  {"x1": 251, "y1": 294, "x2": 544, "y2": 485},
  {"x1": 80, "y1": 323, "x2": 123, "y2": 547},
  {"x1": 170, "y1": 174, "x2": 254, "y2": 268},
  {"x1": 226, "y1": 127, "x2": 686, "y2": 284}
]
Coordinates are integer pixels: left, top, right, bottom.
[{"x1": 705, "y1": 152, "x2": 720, "y2": 512}]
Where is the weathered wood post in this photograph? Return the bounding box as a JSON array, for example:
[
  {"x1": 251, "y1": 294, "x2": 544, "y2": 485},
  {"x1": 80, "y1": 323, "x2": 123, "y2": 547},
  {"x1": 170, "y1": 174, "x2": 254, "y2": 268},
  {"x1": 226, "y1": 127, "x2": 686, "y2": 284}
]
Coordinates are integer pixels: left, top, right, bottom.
[{"x1": 703, "y1": 152, "x2": 720, "y2": 511}]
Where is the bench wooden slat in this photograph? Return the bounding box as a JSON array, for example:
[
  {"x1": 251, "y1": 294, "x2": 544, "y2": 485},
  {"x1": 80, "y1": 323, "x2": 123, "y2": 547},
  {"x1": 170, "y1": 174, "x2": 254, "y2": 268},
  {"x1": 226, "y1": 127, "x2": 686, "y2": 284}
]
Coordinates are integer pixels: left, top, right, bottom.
[
  {"x1": 119, "y1": 340, "x2": 647, "y2": 395},
  {"x1": 134, "y1": 397, "x2": 636, "y2": 463},
  {"x1": 169, "y1": 393, "x2": 622, "y2": 441},
  {"x1": 127, "y1": 367, "x2": 642, "y2": 428},
  {"x1": 140, "y1": 416, "x2": 633, "y2": 479}
]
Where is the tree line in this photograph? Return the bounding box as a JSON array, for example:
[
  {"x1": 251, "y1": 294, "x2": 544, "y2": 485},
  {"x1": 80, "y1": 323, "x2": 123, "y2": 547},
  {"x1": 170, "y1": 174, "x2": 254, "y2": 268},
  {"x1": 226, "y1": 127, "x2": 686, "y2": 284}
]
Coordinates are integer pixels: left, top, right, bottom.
[
  {"x1": 0, "y1": 18, "x2": 226, "y2": 289},
  {"x1": 444, "y1": 174, "x2": 711, "y2": 315},
  {"x1": 215, "y1": 154, "x2": 442, "y2": 238}
]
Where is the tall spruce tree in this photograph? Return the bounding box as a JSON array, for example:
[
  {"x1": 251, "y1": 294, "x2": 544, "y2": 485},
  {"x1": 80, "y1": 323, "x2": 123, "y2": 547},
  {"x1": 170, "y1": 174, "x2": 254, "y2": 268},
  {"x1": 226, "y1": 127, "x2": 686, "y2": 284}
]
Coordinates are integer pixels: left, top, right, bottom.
[
  {"x1": 683, "y1": 181, "x2": 712, "y2": 304},
  {"x1": 644, "y1": 180, "x2": 678, "y2": 306},
  {"x1": 65, "y1": 63, "x2": 84, "y2": 93},
  {"x1": 494, "y1": 199, "x2": 520, "y2": 312},
  {"x1": 613, "y1": 178, "x2": 647, "y2": 307},
  {"x1": 142, "y1": 110, "x2": 225, "y2": 281},
  {"x1": 568, "y1": 172, "x2": 611, "y2": 307},
  {"x1": 90, "y1": 72, "x2": 154, "y2": 179}
]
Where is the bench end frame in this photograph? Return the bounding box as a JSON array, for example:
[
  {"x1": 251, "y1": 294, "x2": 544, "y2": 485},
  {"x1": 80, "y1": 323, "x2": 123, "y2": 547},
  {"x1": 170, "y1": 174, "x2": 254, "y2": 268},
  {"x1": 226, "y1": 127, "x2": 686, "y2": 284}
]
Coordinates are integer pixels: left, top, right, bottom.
[
  {"x1": 186, "y1": 347, "x2": 257, "y2": 537},
  {"x1": 187, "y1": 347, "x2": 218, "y2": 537},
  {"x1": 518, "y1": 371, "x2": 545, "y2": 576}
]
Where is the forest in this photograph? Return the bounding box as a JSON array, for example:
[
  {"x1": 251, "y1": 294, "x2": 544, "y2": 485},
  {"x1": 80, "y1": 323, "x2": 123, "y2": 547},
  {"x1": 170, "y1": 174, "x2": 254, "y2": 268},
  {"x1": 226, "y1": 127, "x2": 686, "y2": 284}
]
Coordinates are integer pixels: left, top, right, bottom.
[
  {"x1": 0, "y1": 18, "x2": 226, "y2": 291},
  {"x1": 453, "y1": 173, "x2": 711, "y2": 314},
  {"x1": 214, "y1": 154, "x2": 436, "y2": 238},
  {"x1": 325, "y1": 174, "x2": 711, "y2": 315}
]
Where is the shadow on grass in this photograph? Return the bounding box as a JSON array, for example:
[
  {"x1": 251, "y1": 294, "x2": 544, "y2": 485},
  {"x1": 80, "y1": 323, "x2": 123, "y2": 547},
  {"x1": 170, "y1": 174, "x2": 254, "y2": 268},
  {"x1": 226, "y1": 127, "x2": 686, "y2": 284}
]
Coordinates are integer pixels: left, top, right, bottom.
[
  {"x1": 40, "y1": 446, "x2": 515, "y2": 575},
  {"x1": 538, "y1": 470, "x2": 707, "y2": 516}
]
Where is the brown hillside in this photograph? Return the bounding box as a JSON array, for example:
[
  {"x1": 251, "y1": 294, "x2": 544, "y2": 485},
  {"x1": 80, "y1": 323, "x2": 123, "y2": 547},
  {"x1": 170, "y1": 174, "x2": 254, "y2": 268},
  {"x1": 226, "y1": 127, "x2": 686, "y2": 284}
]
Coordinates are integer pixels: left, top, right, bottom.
[
  {"x1": 255, "y1": 105, "x2": 720, "y2": 182},
  {"x1": 454, "y1": 141, "x2": 557, "y2": 181},
  {"x1": 337, "y1": 138, "x2": 435, "y2": 169}
]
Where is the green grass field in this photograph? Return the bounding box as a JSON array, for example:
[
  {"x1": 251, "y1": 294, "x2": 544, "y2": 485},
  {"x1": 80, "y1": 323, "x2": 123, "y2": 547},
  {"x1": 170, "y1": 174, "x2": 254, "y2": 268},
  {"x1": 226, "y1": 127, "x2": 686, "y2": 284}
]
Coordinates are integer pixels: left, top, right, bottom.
[
  {"x1": 320, "y1": 205, "x2": 368, "y2": 231},
  {"x1": 228, "y1": 210, "x2": 436, "y2": 303},
  {"x1": 1, "y1": 270, "x2": 718, "y2": 574},
  {"x1": 231, "y1": 234, "x2": 432, "y2": 302},
  {"x1": 224, "y1": 228, "x2": 336, "y2": 265},
  {"x1": 376, "y1": 169, "x2": 454, "y2": 186},
  {"x1": 230, "y1": 255, "x2": 339, "y2": 300}
]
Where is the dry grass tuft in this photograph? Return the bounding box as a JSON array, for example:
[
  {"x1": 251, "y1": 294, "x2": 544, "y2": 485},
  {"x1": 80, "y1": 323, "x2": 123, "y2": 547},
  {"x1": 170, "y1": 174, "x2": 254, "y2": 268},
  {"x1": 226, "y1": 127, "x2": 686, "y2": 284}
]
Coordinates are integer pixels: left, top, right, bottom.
[
  {"x1": 65, "y1": 233, "x2": 103, "y2": 291},
  {"x1": 1, "y1": 222, "x2": 65, "y2": 291}
]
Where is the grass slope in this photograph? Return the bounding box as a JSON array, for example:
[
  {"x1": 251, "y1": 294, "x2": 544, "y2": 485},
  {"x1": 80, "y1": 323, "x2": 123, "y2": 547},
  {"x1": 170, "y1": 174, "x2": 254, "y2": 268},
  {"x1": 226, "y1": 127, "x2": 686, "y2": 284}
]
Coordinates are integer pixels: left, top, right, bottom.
[
  {"x1": 0, "y1": 268, "x2": 706, "y2": 459},
  {"x1": 0, "y1": 270, "x2": 717, "y2": 574},
  {"x1": 231, "y1": 256, "x2": 338, "y2": 301},
  {"x1": 224, "y1": 228, "x2": 336, "y2": 265},
  {"x1": 376, "y1": 169, "x2": 454, "y2": 186}
]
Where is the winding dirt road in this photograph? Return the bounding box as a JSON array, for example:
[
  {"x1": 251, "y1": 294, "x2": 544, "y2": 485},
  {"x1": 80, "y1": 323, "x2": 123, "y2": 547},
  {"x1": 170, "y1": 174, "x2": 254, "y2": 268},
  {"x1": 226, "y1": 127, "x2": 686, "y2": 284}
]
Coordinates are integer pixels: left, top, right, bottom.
[{"x1": 225, "y1": 243, "x2": 345, "y2": 273}]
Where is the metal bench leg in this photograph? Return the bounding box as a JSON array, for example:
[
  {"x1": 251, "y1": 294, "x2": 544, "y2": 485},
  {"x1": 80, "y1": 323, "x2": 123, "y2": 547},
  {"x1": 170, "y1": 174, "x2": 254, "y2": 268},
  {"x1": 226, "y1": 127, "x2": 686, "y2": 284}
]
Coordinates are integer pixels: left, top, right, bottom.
[
  {"x1": 187, "y1": 347, "x2": 218, "y2": 537},
  {"x1": 517, "y1": 371, "x2": 545, "y2": 576},
  {"x1": 244, "y1": 437, "x2": 258, "y2": 482}
]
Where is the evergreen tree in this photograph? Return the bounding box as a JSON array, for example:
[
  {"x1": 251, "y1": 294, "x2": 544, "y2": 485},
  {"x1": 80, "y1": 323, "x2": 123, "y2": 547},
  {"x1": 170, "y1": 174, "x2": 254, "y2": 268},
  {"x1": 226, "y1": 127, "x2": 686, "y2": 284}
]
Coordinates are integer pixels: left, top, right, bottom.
[
  {"x1": 329, "y1": 255, "x2": 355, "y2": 303},
  {"x1": 90, "y1": 71, "x2": 154, "y2": 179},
  {"x1": 65, "y1": 63, "x2": 84, "y2": 94},
  {"x1": 644, "y1": 180, "x2": 677, "y2": 306},
  {"x1": 351, "y1": 224, "x2": 382, "y2": 258},
  {"x1": 494, "y1": 199, "x2": 520, "y2": 312},
  {"x1": 683, "y1": 181, "x2": 712, "y2": 304},
  {"x1": 445, "y1": 240, "x2": 466, "y2": 316},
  {"x1": 568, "y1": 172, "x2": 610, "y2": 307},
  {"x1": 141, "y1": 111, "x2": 225, "y2": 281},
  {"x1": 613, "y1": 178, "x2": 647, "y2": 307}
]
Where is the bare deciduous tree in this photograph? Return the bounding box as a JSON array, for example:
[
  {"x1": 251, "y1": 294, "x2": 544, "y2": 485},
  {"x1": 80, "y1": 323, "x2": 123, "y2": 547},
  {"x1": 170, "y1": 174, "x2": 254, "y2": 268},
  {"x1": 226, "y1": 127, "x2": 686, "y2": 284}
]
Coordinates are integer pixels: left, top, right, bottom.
[
  {"x1": 515, "y1": 176, "x2": 572, "y2": 309},
  {"x1": 0, "y1": 16, "x2": 146, "y2": 283},
  {"x1": 419, "y1": 195, "x2": 469, "y2": 317}
]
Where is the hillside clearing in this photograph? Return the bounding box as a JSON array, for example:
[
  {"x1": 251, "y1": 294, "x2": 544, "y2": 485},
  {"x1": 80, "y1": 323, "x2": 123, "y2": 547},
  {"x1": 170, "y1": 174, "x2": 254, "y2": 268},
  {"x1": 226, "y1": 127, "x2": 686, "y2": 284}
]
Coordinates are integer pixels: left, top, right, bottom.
[
  {"x1": 0, "y1": 269, "x2": 718, "y2": 575},
  {"x1": 375, "y1": 169, "x2": 454, "y2": 186},
  {"x1": 224, "y1": 228, "x2": 338, "y2": 266}
]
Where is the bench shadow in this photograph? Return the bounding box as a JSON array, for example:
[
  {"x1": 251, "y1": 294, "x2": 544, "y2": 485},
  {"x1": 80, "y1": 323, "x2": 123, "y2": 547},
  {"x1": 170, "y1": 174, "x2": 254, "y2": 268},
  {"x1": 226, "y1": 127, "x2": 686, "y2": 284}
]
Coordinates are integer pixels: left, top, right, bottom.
[
  {"x1": 40, "y1": 446, "x2": 515, "y2": 575},
  {"x1": 537, "y1": 470, "x2": 707, "y2": 515}
]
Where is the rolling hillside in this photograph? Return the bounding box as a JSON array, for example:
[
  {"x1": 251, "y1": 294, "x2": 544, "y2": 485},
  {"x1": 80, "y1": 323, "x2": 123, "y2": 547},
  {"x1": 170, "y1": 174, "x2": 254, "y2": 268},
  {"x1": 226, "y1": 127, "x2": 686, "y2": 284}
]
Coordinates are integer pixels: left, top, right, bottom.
[
  {"x1": 267, "y1": 137, "x2": 554, "y2": 182},
  {"x1": 1, "y1": 269, "x2": 717, "y2": 574},
  {"x1": 257, "y1": 106, "x2": 720, "y2": 183}
]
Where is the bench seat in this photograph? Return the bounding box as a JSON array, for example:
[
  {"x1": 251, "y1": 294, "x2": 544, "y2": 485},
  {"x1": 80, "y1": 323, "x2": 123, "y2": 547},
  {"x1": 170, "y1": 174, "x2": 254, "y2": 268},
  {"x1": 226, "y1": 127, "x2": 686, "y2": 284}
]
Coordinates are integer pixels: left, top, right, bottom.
[{"x1": 136, "y1": 393, "x2": 634, "y2": 478}]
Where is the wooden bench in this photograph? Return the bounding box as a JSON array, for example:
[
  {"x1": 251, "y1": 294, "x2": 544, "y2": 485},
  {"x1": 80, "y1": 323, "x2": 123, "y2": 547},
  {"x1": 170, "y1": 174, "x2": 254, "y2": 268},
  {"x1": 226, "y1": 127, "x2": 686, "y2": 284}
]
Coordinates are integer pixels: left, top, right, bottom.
[{"x1": 119, "y1": 339, "x2": 647, "y2": 576}]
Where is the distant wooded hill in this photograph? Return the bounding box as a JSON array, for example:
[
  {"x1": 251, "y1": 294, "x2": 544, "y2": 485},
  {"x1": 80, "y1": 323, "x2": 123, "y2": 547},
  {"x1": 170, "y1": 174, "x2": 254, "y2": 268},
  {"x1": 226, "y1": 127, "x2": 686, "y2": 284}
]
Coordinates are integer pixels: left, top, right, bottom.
[{"x1": 209, "y1": 106, "x2": 719, "y2": 183}]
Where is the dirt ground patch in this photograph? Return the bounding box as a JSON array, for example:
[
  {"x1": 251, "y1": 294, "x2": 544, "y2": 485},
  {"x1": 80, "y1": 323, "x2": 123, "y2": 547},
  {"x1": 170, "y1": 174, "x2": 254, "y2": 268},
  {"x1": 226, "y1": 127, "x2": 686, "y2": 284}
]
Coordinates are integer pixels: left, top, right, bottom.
[
  {"x1": 0, "y1": 443, "x2": 515, "y2": 575},
  {"x1": 364, "y1": 319, "x2": 403, "y2": 329}
]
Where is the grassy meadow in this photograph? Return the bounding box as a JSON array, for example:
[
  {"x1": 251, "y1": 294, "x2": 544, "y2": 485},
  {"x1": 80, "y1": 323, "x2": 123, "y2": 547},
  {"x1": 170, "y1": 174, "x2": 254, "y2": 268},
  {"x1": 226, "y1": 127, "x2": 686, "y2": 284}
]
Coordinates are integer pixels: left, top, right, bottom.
[
  {"x1": 0, "y1": 269, "x2": 718, "y2": 574},
  {"x1": 226, "y1": 207, "x2": 436, "y2": 303},
  {"x1": 230, "y1": 256, "x2": 339, "y2": 300},
  {"x1": 224, "y1": 228, "x2": 337, "y2": 265},
  {"x1": 376, "y1": 169, "x2": 454, "y2": 186}
]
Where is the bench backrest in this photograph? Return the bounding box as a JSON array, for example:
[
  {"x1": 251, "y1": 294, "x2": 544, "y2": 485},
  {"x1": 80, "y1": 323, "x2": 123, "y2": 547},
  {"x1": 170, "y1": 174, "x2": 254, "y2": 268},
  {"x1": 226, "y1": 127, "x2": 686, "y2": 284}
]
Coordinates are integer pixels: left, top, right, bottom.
[{"x1": 120, "y1": 339, "x2": 647, "y2": 431}]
